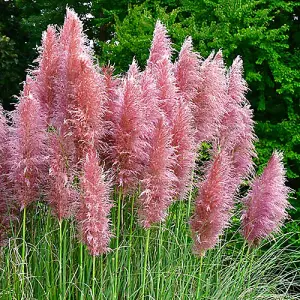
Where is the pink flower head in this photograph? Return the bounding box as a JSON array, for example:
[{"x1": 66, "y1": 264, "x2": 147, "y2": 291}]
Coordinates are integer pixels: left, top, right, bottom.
[
  {"x1": 77, "y1": 147, "x2": 112, "y2": 256},
  {"x1": 227, "y1": 56, "x2": 248, "y2": 105},
  {"x1": 138, "y1": 117, "x2": 177, "y2": 228},
  {"x1": 216, "y1": 57, "x2": 256, "y2": 189},
  {"x1": 33, "y1": 25, "x2": 59, "y2": 123},
  {"x1": 8, "y1": 76, "x2": 47, "y2": 209},
  {"x1": 193, "y1": 51, "x2": 227, "y2": 143},
  {"x1": 54, "y1": 8, "x2": 105, "y2": 163},
  {"x1": 0, "y1": 107, "x2": 16, "y2": 245},
  {"x1": 171, "y1": 98, "x2": 196, "y2": 199},
  {"x1": 147, "y1": 20, "x2": 172, "y2": 67},
  {"x1": 174, "y1": 37, "x2": 201, "y2": 102},
  {"x1": 69, "y1": 54, "x2": 105, "y2": 161},
  {"x1": 147, "y1": 21, "x2": 178, "y2": 122},
  {"x1": 53, "y1": 8, "x2": 94, "y2": 128},
  {"x1": 241, "y1": 151, "x2": 291, "y2": 245},
  {"x1": 47, "y1": 127, "x2": 78, "y2": 221},
  {"x1": 110, "y1": 61, "x2": 148, "y2": 192},
  {"x1": 190, "y1": 150, "x2": 234, "y2": 256},
  {"x1": 100, "y1": 64, "x2": 121, "y2": 164},
  {"x1": 139, "y1": 68, "x2": 161, "y2": 125}
]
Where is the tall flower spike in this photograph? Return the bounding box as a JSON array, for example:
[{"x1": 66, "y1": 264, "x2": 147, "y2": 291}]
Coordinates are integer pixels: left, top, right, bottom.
[
  {"x1": 171, "y1": 98, "x2": 196, "y2": 199},
  {"x1": 138, "y1": 117, "x2": 177, "y2": 228},
  {"x1": 55, "y1": 9, "x2": 105, "y2": 163},
  {"x1": 8, "y1": 76, "x2": 47, "y2": 209},
  {"x1": 217, "y1": 57, "x2": 256, "y2": 189},
  {"x1": 190, "y1": 151, "x2": 234, "y2": 256},
  {"x1": 241, "y1": 151, "x2": 290, "y2": 245},
  {"x1": 174, "y1": 37, "x2": 201, "y2": 102},
  {"x1": 147, "y1": 20, "x2": 172, "y2": 67},
  {"x1": 192, "y1": 51, "x2": 227, "y2": 143},
  {"x1": 77, "y1": 147, "x2": 112, "y2": 256},
  {"x1": 53, "y1": 8, "x2": 92, "y2": 128},
  {"x1": 110, "y1": 61, "x2": 148, "y2": 192},
  {"x1": 33, "y1": 25, "x2": 59, "y2": 124},
  {"x1": 147, "y1": 21, "x2": 178, "y2": 122},
  {"x1": 227, "y1": 56, "x2": 248, "y2": 105}
]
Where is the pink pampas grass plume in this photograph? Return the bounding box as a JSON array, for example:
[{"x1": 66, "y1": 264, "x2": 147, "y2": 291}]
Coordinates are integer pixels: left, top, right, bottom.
[
  {"x1": 102, "y1": 64, "x2": 121, "y2": 125},
  {"x1": 53, "y1": 8, "x2": 96, "y2": 128},
  {"x1": 147, "y1": 21, "x2": 178, "y2": 122},
  {"x1": 217, "y1": 57, "x2": 256, "y2": 188},
  {"x1": 47, "y1": 127, "x2": 78, "y2": 221},
  {"x1": 110, "y1": 61, "x2": 149, "y2": 192},
  {"x1": 174, "y1": 37, "x2": 201, "y2": 102},
  {"x1": 192, "y1": 51, "x2": 227, "y2": 143},
  {"x1": 54, "y1": 9, "x2": 105, "y2": 163},
  {"x1": 241, "y1": 151, "x2": 291, "y2": 245},
  {"x1": 190, "y1": 150, "x2": 234, "y2": 256},
  {"x1": 69, "y1": 54, "x2": 106, "y2": 161},
  {"x1": 8, "y1": 76, "x2": 47, "y2": 209},
  {"x1": 227, "y1": 56, "x2": 248, "y2": 105},
  {"x1": 100, "y1": 65, "x2": 121, "y2": 164},
  {"x1": 77, "y1": 147, "x2": 112, "y2": 256},
  {"x1": 171, "y1": 98, "x2": 196, "y2": 199},
  {"x1": 0, "y1": 107, "x2": 17, "y2": 245},
  {"x1": 139, "y1": 68, "x2": 161, "y2": 125},
  {"x1": 147, "y1": 21, "x2": 172, "y2": 67},
  {"x1": 33, "y1": 25, "x2": 59, "y2": 123},
  {"x1": 138, "y1": 117, "x2": 177, "y2": 228}
]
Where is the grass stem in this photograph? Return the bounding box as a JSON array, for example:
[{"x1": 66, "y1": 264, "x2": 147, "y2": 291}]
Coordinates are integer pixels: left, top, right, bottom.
[{"x1": 141, "y1": 229, "x2": 150, "y2": 298}]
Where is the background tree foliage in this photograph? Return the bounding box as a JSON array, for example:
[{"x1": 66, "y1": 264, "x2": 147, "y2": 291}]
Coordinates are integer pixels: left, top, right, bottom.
[{"x1": 0, "y1": 0, "x2": 299, "y2": 219}]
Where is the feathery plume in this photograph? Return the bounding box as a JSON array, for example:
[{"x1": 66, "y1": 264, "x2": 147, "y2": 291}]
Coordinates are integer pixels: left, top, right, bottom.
[
  {"x1": 227, "y1": 56, "x2": 248, "y2": 105},
  {"x1": 171, "y1": 99, "x2": 196, "y2": 199},
  {"x1": 77, "y1": 147, "x2": 112, "y2": 256},
  {"x1": 192, "y1": 51, "x2": 227, "y2": 143},
  {"x1": 54, "y1": 8, "x2": 105, "y2": 163},
  {"x1": 147, "y1": 21, "x2": 172, "y2": 67},
  {"x1": 33, "y1": 25, "x2": 59, "y2": 123},
  {"x1": 47, "y1": 127, "x2": 78, "y2": 220},
  {"x1": 217, "y1": 57, "x2": 256, "y2": 188},
  {"x1": 69, "y1": 54, "x2": 106, "y2": 161},
  {"x1": 100, "y1": 65, "x2": 121, "y2": 165},
  {"x1": 109, "y1": 61, "x2": 148, "y2": 192},
  {"x1": 174, "y1": 37, "x2": 201, "y2": 102},
  {"x1": 0, "y1": 107, "x2": 16, "y2": 245},
  {"x1": 241, "y1": 151, "x2": 290, "y2": 245},
  {"x1": 8, "y1": 76, "x2": 47, "y2": 209},
  {"x1": 138, "y1": 117, "x2": 176, "y2": 228},
  {"x1": 147, "y1": 21, "x2": 178, "y2": 122},
  {"x1": 190, "y1": 151, "x2": 234, "y2": 256}
]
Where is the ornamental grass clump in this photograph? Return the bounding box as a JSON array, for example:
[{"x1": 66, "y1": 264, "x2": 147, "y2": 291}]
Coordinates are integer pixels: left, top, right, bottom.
[{"x1": 0, "y1": 9, "x2": 293, "y2": 265}]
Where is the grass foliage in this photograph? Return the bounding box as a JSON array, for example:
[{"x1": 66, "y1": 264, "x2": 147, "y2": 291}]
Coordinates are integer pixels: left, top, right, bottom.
[{"x1": 0, "y1": 190, "x2": 299, "y2": 300}]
